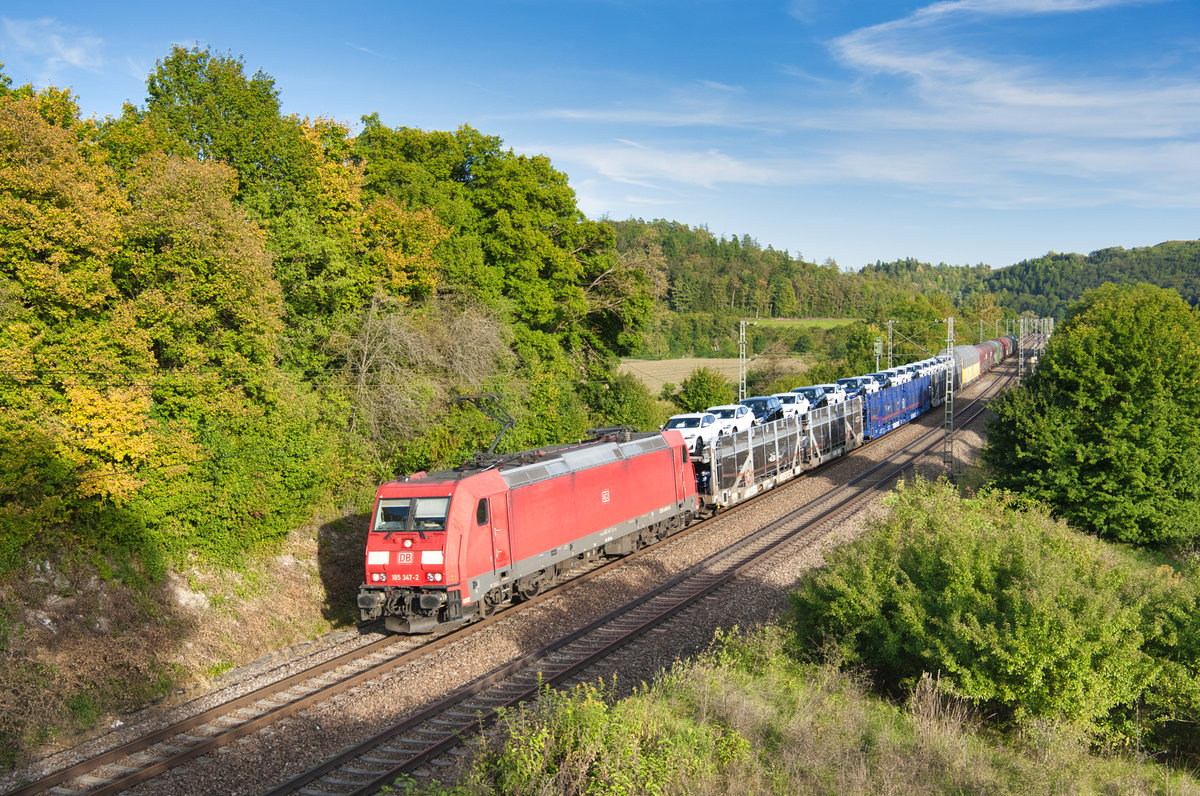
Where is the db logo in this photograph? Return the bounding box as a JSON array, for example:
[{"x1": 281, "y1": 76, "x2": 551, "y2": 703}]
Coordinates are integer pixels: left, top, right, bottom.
[{"x1": 601, "y1": 489, "x2": 610, "y2": 503}]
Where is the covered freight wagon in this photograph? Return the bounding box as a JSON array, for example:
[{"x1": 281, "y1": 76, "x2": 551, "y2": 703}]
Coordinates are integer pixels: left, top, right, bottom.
[
  {"x1": 949, "y1": 344, "x2": 982, "y2": 390},
  {"x1": 864, "y1": 379, "x2": 931, "y2": 438},
  {"x1": 975, "y1": 339, "x2": 1002, "y2": 371}
]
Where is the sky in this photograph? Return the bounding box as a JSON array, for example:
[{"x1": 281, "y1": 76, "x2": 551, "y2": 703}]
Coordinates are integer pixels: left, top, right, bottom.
[{"x1": 1, "y1": 0, "x2": 1197, "y2": 270}]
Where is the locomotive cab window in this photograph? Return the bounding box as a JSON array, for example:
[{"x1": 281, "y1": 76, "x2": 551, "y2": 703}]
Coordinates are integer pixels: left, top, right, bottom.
[
  {"x1": 374, "y1": 499, "x2": 411, "y2": 531},
  {"x1": 373, "y1": 496, "x2": 451, "y2": 533},
  {"x1": 476, "y1": 498, "x2": 488, "y2": 525}
]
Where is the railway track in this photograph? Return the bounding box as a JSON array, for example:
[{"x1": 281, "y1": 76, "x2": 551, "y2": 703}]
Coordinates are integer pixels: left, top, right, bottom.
[{"x1": 7, "y1": 365, "x2": 1013, "y2": 796}]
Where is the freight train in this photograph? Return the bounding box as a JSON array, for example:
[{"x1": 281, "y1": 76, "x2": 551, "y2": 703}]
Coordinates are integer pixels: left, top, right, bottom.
[{"x1": 358, "y1": 336, "x2": 1017, "y2": 633}]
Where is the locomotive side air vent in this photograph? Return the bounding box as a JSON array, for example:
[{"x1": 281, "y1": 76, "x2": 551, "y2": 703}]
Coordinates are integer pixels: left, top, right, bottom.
[
  {"x1": 619, "y1": 437, "x2": 667, "y2": 456},
  {"x1": 560, "y1": 446, "x2": 620, "y2": 469}
]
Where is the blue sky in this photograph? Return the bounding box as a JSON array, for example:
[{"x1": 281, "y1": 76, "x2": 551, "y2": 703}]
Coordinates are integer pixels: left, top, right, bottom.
[{"x1": 2, "y1": 0, "x2": 1197, "y2": 269}]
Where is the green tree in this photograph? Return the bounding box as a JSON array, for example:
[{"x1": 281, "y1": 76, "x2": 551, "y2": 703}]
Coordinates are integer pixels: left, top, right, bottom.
[
  {"x1": 674, "y1": 367, "x2": 734, "y2": 412},
  {"x1": 0, "y1": 91, "x2": 163, "y2": 505},
  {"x1": 135, "y1": 45, "x2": 315, "y2": 220},
  {"x1": 983, "y1": 282, "x2": 1200, "y2": 546},
  {"x1": 116, "y1": 152, "x2": 282, "y2": 387},
  {"x1": 578, "y1": 371, "x2": 662, "y2": 431},
  {"x1": 356, "y1": 121, "x2": 652, "y2": 364},
  {"x1": 354, "y1": 117, "x2": 501, "y2": 304}
]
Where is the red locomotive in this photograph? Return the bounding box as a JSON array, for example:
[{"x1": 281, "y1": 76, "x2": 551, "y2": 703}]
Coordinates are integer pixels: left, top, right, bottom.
[{"x1": 357, "y1": 428, "x2": 700, "y2": 633}]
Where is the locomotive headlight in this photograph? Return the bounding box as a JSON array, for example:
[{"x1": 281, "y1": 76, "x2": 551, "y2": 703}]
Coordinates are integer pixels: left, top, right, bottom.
[
  {"x1": 403, "y1": 539, "x2": 413, "y2": 548},
  {"x1": 434, "y1": 573, "x2": 443, "y2": 582}
]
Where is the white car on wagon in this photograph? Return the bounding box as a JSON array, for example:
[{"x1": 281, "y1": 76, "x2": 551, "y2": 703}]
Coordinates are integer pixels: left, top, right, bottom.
[
  {"x1": 662, "y1": 412, "x2": 723, "y2": 453},
  {"x1": 705, "y1": 404, "x2": 755, "y2": 435},
  {"x1": 771, "y1": 392, "x2": 811, "y2": 418}
]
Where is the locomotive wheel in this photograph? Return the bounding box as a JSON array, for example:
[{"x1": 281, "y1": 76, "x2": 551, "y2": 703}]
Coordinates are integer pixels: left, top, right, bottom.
[
  {"x1": 477, "y1": 592, "x2": 496, "y2": 618},
  {"x1": 517, "y1": 571, "x2": 548, "y2": 600}
]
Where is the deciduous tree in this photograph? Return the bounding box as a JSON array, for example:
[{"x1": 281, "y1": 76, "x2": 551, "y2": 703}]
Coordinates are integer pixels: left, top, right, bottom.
[
  {"x1": 983, "y1": 282, "x2": 1200, "y2": 546},
  {"x1": 673, "y1": 367, "x2": 734, "y2": 412},
  {"x1": 0, "y1": 90, "x2": 166, "y2": 507},
  {"x1": 137, "y1": 45, "x2": 315, "y2": 219}
]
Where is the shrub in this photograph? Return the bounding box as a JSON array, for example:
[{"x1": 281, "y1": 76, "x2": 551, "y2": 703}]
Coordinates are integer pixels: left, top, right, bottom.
[
  {"x1": 456, "y1": 679, "x2": 748, "y2": 795},
  {"x1": 673, "y1": 367, "x2": 734, "y2": 412},
  {"x1": 789, "y1": 479, "x2": 1194, "y2": 746}
]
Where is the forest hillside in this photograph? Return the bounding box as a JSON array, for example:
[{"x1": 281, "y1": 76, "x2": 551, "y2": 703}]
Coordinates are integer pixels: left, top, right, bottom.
[{"x1": 983, "y1": 241, "x2": 1200, "y2": 319}]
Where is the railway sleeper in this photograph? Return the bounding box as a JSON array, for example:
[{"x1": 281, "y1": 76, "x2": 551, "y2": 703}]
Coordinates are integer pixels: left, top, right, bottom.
[
  {"x1": 361, "y1": 753, "x2": 405, "y2": 765},
  {"x1": 324, "y1": 774, "x2": 371, "y2": 786}
]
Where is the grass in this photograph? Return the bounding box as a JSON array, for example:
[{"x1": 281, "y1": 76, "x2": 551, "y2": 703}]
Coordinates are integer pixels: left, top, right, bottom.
[
  {"x1": 204, "y1": 659, "x2": 236, "y2": 679},
  {"x1": 619, "y1": 357, "x2": 809, "y2": 394},
  {"x1": 392, "y1": 628, "x2": 1200, "y2": 795}
]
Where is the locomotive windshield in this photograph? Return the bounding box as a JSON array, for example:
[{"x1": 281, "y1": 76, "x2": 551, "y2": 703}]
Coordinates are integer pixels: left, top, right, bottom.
[{"x1": 372, "y1": 496, "x2": 451, "y2": 533}]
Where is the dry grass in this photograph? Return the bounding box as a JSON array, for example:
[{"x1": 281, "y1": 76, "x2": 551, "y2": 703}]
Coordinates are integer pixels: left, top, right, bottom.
[
  {"x1": 0, "y1": 561, "x2": 187, "y2": 764},
  {"x1": 619, "y1": 356, "x2": 809, "y2": 394}
]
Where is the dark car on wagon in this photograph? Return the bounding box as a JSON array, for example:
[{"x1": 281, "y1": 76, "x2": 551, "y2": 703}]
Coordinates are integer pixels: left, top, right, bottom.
[{"x1": 738, "y1": 395, "x2": 785, "y2": 425}]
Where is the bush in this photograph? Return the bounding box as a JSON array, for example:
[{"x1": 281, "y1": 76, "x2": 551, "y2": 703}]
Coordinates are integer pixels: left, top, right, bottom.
[
  {"x1": 455, "y1": 679, "x2": 749, "y2": 795},
  {"x1": 579, "y1": 372, "x2": 662, "y2": 431},
  {"x1": 673, "y1": 367, "x2": 734, "y2": 412},
  {"x1": 789, "y1": 479, "x2": 1200, "y2": 748},
  {"x1": 393, "y1": 628, "x2": 1200, "y2": 795}
]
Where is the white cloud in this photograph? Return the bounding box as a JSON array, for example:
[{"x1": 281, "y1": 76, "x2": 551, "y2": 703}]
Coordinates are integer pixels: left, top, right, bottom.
[
  {"x1": 2, "y1": 17, "x2": 103, "y2": 71},
  {"x1": 546, "y1": 106, "x2": 738, "y2": 127},
  {"x1": 552, "y1": 125, "x2": 1200, "y2": 216},
  {"x1": 827, "y1": 0, "x2": 1200, "y2": 142},
  {"x1": 541, "y1": 78, "x2": 769, "y2": 131},
  {"x1": 913, "y1": 0, "x2": 1145, "y2": 19},
  {"x1": 345, "y1": 42, "x2": 394, "y2": 60},
  {"x1": 124, "y1": 55, "x2": 149, "y2": 83},
  {"x1": 539, "y1": 0, "x2": 1198, "y2": 223},
  {"x1": 558, "y1": 140, "x2": 792, "y2": 189},
  {"x1": 697, "y1": 80, "x2": 743, "y2": 93},
  {"x1": 786, "y1": 0, "x2": 820, "y2": 24}
]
